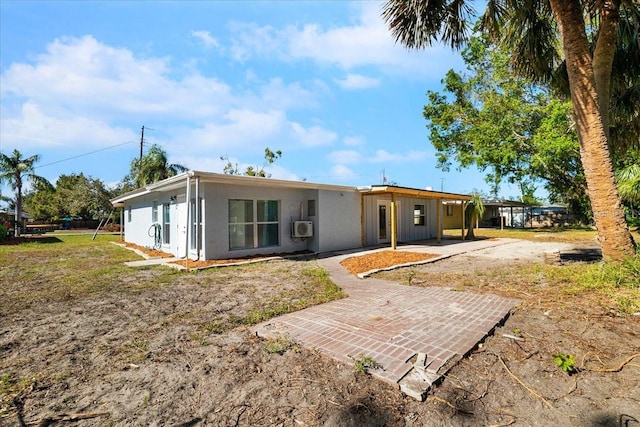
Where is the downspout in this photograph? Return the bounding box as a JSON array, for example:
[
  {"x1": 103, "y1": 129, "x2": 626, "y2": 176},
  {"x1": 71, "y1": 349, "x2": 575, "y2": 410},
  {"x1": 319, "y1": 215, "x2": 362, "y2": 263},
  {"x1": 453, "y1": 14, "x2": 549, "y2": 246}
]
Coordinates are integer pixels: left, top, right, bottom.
[
  {"x1": 195, "y1": 175, "x2": 200, "y2": 260},
  {"x1": 120, "y1": 207, "x2": 124, "y2": 241},
  {"x1": 184, "y1": 174, "x2": 191, "y2": 259}
]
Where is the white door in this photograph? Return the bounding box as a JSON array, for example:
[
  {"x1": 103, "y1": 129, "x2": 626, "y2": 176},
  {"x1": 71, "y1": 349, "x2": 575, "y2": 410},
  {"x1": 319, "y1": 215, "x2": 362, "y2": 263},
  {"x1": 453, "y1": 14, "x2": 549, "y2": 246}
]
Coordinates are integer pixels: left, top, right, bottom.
[
  {"x1": 176, "y1": 200, "x2": 187, "y2": 257},
  {"x1": 377, "y1": 201, "x2": 391, "y2": 244}
]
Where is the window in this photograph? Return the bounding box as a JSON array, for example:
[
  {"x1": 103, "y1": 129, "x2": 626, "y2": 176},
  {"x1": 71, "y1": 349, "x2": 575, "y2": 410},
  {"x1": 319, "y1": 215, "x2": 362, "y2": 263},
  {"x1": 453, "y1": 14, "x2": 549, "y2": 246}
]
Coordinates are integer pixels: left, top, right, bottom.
[
  {"x1": 163, "y1": 204, "x2": 171, "y2": 244},
  {"x1": 127, "y1": 206, "x2": 132, "y2": 222},
  {"x1": 414, "y1": 204, "x2": 425, "y2": 226},
  {"x1": 307, "y1": 199, "x2": 316, "y2": 217},
  {"x1": 229, "y1": 199, "x2": 279, "y2": 250},
  {"x1": 446, "y1": 205, "x2": 454, "y2": 216},
  {"x1": 152, "y1": 200, "x2": 158, "y2": 223}
]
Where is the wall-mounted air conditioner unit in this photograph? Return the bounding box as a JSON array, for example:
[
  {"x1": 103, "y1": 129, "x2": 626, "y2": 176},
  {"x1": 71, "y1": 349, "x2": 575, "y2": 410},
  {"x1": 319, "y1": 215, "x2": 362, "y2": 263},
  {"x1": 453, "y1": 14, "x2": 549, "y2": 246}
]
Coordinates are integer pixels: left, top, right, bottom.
[{"x1": 293, "y1": 221, "x2": 313, "y2": 238}]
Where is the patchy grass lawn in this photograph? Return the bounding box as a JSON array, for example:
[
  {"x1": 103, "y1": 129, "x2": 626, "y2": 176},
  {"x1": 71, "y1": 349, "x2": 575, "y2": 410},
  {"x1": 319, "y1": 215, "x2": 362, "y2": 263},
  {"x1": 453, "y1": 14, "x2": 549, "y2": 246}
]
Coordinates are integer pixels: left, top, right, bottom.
[{"x1": 1, "y1": 230, "x2": 638, "y2": 426}]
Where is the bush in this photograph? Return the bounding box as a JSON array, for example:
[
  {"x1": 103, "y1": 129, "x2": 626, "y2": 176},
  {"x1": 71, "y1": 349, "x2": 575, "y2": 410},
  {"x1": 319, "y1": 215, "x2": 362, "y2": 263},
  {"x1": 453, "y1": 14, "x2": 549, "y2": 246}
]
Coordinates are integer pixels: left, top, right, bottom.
[{"x1": 0, "y1": 224, "x2": 8, "y2": 241}]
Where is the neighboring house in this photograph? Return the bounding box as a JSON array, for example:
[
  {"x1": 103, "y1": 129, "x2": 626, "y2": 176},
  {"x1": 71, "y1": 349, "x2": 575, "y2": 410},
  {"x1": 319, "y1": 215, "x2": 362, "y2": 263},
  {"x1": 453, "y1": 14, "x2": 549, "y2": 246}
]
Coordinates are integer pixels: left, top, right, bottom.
[
  {"x1": 110, "y1": 171, "x2": 470, "y2": 260},
  {"x1": 0, "y1": 209, "x2": 30, "y2": 226},
  {"x1": 481, "y1": 200, "x2": 531, "y2": 228},
  {"x1": 530, "y1": 205, "x2": 575, "y2": 227}
]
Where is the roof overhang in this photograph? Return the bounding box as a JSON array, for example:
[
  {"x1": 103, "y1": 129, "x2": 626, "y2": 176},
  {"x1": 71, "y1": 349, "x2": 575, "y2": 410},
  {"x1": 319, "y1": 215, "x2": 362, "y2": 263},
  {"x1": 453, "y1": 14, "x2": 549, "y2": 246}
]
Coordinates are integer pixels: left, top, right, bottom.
[
  {"x1": 360, "y1": 185, "x2": 470, "y2": 201},
  {"x1": 111, "y1": 171, "x2": 359, "y2": 206},
  {"x1": 484, "y1": 200, "x2": 530, "y2": 207}
]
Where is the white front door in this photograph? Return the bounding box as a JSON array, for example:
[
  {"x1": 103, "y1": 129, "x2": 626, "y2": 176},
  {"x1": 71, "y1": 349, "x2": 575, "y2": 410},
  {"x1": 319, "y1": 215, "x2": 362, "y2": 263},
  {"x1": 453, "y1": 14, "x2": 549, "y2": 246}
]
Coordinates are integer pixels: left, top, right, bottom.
[
  {"x1": 377, "y1": 201, "x2": 391, "y2": 244},
  {"x1": 176, "y1": 198, "x2": 187, "y2": 257}
]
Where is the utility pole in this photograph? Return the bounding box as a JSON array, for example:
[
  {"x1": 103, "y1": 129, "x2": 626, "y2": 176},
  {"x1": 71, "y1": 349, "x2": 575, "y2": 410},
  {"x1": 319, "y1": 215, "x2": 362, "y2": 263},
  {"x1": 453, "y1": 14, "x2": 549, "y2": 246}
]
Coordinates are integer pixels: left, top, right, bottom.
[
  {"x1": 139, "y1": 125, "x2": 145, "y2": 161},
  {"x1": 440, "y1": 178, "x2": 445, "y2": 192}
]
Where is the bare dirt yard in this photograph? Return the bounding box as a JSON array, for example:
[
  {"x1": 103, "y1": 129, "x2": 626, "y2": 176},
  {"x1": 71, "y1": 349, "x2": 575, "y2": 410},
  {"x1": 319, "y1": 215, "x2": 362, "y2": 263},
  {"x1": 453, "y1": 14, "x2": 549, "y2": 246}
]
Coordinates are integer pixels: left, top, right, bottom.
[{"x1": 1, "y1": 231, "x2": 639, "y2": 426}]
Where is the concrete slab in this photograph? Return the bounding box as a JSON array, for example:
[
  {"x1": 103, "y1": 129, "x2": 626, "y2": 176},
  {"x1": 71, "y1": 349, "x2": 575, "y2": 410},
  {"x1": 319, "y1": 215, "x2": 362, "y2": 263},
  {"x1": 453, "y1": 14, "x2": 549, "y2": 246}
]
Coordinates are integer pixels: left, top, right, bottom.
[{"x1": 254, "y1": 238, "x2": 520, "y2": 400}]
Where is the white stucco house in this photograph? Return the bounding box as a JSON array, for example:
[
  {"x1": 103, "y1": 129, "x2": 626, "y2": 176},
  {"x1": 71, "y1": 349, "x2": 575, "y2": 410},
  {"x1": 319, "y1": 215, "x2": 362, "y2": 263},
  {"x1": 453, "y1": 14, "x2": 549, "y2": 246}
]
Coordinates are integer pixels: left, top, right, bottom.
[{"x1": 110, "y1": 171, "x2": 470, "y2": 260}]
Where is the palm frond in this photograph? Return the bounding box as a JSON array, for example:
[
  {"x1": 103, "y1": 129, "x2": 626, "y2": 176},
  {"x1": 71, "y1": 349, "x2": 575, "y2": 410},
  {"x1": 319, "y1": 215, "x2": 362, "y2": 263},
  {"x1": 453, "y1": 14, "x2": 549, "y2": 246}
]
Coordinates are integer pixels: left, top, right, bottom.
[{"x1": 382, "y1": 0, "x2": 474, "y2": 49}]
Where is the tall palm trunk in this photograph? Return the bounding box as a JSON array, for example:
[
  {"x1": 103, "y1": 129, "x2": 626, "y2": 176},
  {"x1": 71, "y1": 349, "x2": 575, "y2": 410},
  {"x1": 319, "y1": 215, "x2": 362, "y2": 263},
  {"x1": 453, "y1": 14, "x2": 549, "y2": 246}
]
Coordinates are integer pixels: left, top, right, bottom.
[
  {"x1": 14, "y1": 178, "x2": 23, "y2": 238},
  {"x1": 549, "y1": 0, "x2": 635, "y2": 260}
]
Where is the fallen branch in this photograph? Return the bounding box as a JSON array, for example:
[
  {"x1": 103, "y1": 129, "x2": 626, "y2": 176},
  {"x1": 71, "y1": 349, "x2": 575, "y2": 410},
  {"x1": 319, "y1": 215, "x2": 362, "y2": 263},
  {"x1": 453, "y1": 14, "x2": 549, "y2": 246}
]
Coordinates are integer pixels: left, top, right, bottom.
[
  {"x1": 491, "y1": 352, "x2": 554, "y2": 410},
  {"x1": 587, "y1": 353, "x2": 640, "y2": 373},
  {"x1": 30, "y1": 412, "x2": 110, "y2": 426},
  {"x1": 427, "y1": 395, "x2": 457, "y2": 410},
  {"x1": 489, "y1": 409, "x2": 517, "y2": 427}
]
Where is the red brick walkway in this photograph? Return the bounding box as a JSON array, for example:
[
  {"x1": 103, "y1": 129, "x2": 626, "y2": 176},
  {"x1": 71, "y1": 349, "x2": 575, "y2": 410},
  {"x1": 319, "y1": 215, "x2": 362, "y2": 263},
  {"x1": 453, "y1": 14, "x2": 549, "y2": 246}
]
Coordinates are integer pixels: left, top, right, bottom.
[{"x1": 254, "y1": 239, "x2": 520, "y2": 399}]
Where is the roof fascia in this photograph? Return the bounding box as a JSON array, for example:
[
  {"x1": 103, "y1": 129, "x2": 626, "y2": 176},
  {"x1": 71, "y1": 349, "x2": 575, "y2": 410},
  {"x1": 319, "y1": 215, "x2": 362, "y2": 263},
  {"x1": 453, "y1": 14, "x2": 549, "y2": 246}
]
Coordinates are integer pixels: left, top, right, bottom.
[{"x1": 363, "y1": 185, "x2": 471, "y2": 201}]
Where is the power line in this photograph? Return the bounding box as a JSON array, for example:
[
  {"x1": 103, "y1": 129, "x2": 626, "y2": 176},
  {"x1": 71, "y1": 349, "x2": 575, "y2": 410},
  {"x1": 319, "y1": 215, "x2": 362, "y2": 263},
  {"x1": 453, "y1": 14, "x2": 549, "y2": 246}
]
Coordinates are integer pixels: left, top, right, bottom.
[{"x1": 34, "y1": 140, "x2": 135, "y2": 169}]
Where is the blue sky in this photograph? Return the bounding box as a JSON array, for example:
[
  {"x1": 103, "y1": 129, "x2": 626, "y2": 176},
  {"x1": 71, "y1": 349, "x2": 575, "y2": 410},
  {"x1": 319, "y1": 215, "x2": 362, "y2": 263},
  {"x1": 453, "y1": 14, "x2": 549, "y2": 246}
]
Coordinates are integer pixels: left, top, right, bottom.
[{"x1": 1, "y1": 0, "x2": 527, "y2": 200}]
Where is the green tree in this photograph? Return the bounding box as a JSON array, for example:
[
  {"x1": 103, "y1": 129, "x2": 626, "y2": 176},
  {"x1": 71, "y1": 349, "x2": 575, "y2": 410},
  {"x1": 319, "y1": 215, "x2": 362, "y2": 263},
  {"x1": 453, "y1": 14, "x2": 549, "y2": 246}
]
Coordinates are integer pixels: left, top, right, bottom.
[
  {"x1": 221, "y1": 147, "x2": 282, "y2": 178},
  {"x1": 423, "y1": 36, "x2": 591, "y2": 222},
  {"x1": 465, "y1": 193, "x2": 485, "y2": 240},
  {"x1": 24, "y1": 174, "x2": 115, "y2": 221},
  {"x1": 58, "y1": 174, "x2": 114, "y2": 219},
  {"x1": 22, "y1": 180, "x2": 57, "y2": 221},
  {"x1": 0, "y1": 149, "x2": 53, "y2": 237},
  {"x1": 617, "y1": 161, "x2": 640, "y2": 207},
  {"x1": 125, "y1": 144, "x2": 188, "y2": 189},
  {"x1": 382, "y1": 0, "x2": 638, "y2": 260}
]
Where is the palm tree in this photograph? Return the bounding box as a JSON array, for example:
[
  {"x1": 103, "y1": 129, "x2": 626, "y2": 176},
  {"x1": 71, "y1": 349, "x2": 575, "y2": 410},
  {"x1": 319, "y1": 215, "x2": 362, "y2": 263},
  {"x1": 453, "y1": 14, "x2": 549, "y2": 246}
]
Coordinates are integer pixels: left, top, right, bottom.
[
  {"x1": 382, "y1": 0, "x2": 638, "y2": 260},
  {"x1": 129, "y1": 144, "x2": 188, "y2": 187},
  {"x1": 0, "y1": 149, "x2": 53, "y2": 237},
  {"x1": 465, "y1": 193, "x2": 485, "y2": 240},
  {"x1": 617, "y1": 162, "x2": 640, "y2": 207}
]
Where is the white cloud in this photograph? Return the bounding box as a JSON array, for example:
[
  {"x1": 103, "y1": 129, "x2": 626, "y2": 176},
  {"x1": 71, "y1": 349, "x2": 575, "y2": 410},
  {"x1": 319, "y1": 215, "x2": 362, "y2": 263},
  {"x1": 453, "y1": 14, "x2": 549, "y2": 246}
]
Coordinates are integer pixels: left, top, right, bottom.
[
  {"x1": 370, "y1": 149, "x2": 430, "y2": 163},
  {"x1": 327, "y1": 150, "x2": 361, "y2": 164},
  {"x1": 171, "y1": 109, "x2": 288, "y2": 152},
  {"x1": 226, "y1": 2, "x2": 462, "y2": 78},
  {"x1": 330, "y1": 164, "x2": 358, "y2": 180},
  {"x1": 0, "y1": 35, "x2": 234, "y2": 123},
  {"x1": 257, "y1": 78, "x2": 324, "y2": 110},
  {"x1": 191, "y1": 30, "x2": 220, "y2": 48},
  {"x1": 173, "y1": 154, "x2": 300, "y2": 182},
  {"x1": 0, "y1": 35, "x2": 332, "y2": 152},
  {"x1": 290, "y1": 122, "x2": 337, "y2": 147},
  {"x1": 335, "y1": 74, "x2": 380, "y2": 90},
  {"x1": 343, "y1": 136, "x2": 365, "y2": 146},
  {"x1": 0, "y1": 102, "x2": 137, "y2": 148}
]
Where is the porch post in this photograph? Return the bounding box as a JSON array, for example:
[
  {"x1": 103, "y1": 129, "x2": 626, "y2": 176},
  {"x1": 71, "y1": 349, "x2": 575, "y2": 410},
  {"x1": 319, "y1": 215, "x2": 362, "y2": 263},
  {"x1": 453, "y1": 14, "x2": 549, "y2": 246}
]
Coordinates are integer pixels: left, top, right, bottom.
[
  {"x1": 360, "y1": 194, "x2": 365, "y2": 248},
  {"x1": 461, "y1": 201, "x2": 466, "y2": 241},
  {"x1": 390, "y1": 194, "x2": 397, "y2": 250},
  {"x1": 436, "y1": 198, "x2": 441, "y2": 243}
]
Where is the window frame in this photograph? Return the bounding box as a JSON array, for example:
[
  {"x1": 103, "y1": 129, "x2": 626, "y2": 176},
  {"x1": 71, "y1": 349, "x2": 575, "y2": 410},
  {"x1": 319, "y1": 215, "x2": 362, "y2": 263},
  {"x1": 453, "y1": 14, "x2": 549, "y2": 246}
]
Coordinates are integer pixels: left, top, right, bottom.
[
  {"x1": 152, "y1": 200, "x2": 158, "y2": 223},
  {"x1": 229, "y1": 199, "x2": 280, "y2": 250},
  {"x1": 162, "y1": 204, "x2": 171, "y2": 245},
  {"x1": 414, "y1": 204, "x2": 425, "y2": 226}
]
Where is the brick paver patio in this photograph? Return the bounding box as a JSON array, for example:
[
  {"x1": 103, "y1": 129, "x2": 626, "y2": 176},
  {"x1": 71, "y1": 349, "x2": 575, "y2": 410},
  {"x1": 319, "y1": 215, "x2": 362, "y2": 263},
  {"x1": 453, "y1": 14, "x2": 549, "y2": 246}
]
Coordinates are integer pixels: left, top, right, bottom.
[{"x1": 254, "y1": 239, "x2": 521, "y2": 400}]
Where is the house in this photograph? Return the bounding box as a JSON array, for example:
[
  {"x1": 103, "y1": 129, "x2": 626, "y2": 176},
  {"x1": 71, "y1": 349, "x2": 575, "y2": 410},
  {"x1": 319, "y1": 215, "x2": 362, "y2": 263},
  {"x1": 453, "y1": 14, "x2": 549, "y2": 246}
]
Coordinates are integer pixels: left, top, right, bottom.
[
  {"x1": 110, "y1": 171, "x2": 470, "y2": 260},
  {"x1": 0, "y1": 209, "x2": 30, "y2": 228}
]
